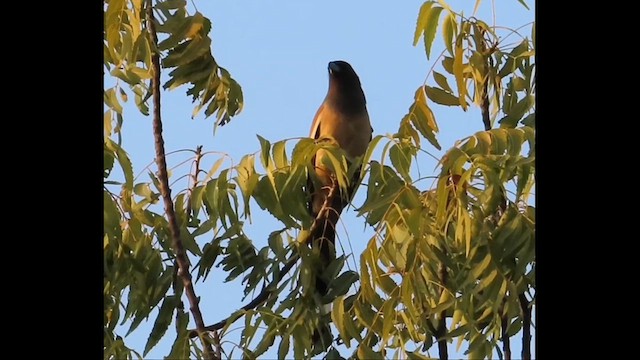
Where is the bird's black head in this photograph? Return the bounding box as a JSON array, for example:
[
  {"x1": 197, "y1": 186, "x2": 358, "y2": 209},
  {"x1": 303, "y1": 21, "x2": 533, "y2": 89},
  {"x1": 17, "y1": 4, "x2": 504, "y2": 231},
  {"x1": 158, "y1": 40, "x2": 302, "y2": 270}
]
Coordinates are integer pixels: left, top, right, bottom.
[
  {"x1": 326, "y1": 60, "x2": 366, "y2": 113},
  {"x1": 328, "y1": 60, "x2": 361, "y2": 87}
]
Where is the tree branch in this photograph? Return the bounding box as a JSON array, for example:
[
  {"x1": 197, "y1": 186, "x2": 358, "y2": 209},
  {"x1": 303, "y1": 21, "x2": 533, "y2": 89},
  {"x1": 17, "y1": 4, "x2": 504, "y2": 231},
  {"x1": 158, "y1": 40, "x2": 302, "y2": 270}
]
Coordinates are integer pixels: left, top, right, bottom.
[
  {"x1": 188, "y1": 180, "x2": 340, "y2": 339},
  {"x1": 146, "y1": 2, "x2": 215, "y2": 359},
  {"x1": 519, "y1": 293, "x2": 531, "y2": 360}
]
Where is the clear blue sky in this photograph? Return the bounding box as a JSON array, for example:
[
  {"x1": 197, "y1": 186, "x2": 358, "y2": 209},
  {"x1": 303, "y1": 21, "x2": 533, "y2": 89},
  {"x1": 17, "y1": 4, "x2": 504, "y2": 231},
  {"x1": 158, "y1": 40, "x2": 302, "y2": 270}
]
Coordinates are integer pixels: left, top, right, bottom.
[{"x1": 106, "y1": 0, "x2": 535, "y2": 358}]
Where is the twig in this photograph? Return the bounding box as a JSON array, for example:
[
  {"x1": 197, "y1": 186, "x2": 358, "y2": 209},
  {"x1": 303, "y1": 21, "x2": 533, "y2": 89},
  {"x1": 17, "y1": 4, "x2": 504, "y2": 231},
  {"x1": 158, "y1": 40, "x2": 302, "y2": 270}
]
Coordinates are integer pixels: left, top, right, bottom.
[
  {"x1": 146, "y1": 1, "x2": 215, "y2": 359},
  {"x1": 519, "y1": 293, "x2": 531, "y2": 360},
  {"x1": 478, "y1": 28, "x2": 491, "y2": 132},
  {"x1": 185, "y1": 145, "x2": 203, "y2": 221},
  {"x1": 188, "y1": 181, "x2": 340, "y2": 339},
  {"x1": 437, "y1": 262, "x2": 448, "y2": 360}
]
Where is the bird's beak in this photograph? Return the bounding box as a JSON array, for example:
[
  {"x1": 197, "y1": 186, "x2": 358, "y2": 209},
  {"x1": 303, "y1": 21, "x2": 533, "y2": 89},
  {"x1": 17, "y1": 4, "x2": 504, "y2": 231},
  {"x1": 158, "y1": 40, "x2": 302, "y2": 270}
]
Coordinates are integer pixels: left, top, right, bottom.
[{"x1": 328, "y1": 62, "x2": 341, "y2": 75}]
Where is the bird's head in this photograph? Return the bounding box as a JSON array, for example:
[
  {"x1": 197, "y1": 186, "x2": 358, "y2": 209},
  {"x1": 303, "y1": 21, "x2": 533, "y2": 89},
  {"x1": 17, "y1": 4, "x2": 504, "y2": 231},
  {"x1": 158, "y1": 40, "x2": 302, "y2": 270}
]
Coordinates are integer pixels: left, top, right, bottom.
[
  {"x1": 326, "y1": 60, "x2": 366, "y2": 110},
  {"x1": 328, "y1": 60, "x2": 361, "y2": 88}
]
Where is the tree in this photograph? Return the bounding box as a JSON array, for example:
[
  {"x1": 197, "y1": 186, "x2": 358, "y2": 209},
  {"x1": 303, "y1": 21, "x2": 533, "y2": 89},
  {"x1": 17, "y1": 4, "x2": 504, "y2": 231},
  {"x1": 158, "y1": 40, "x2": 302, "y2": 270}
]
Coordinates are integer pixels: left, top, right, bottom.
[{"x1": 103, "y1": 1, "x2": 535, "y2": 359}]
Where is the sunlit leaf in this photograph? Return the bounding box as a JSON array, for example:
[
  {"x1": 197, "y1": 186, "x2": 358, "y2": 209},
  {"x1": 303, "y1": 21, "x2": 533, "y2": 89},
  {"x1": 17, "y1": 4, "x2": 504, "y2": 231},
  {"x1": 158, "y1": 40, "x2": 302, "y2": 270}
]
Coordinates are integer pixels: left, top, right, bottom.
[
  {"x1": 104, "y1": 88, "x2": 124, "y2": 114},
  {"x1": 332, "y1": 295, "x2": 348, "y2": 347},
  {"x1": 413, "y1": 2, "x2": 435, "y2": 46},
  {"x1": 442, "y1": 13, "x2": 457, "y2": 55},
  {"x1": 423, "y1": 6, "x2": 444, "y2": 60},
  {"x1": 453, "y1": 38, "x2": 468, "y2": 110}
]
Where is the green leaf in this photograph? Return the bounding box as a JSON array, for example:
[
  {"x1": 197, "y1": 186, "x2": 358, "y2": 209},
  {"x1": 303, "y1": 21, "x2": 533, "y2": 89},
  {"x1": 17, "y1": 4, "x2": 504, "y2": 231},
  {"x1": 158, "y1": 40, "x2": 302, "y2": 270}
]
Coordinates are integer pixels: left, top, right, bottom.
[
  {"x1": 381, "y1": 298, "x2": 397, "y2": 343},
  {"x1": 235, "y1": 154, "x2": 259, "y2": 219},
  {"x1": 144, "y1": 295, "x2": 178, "y2": 356},
  {"x1": 272, "y1": 140, "x2": 288, "y2": 169},
  {"x1": 158, "y1": 12, "x2": 206, "y2": 51},
  {"x1": 516, "y1": 0, "x2": 530, "y2": 10},
  {"x1": 195, "y1": 237, "x2": 221, "y2": 281},
  {"x1": 499, "y1": 94, "x2": 534, "y2": 128},
  {"x1": 128, "y1": 66, "x2": 152, "y2": 80},
  {"x1": 253, "y1": 323, "x2": 277, "y2": 356},
  {"x1": 424, "y1": 86, "x2": 460, "y2": 106},
  {"x1": 104, "y1": 88, "x2": 123, "y2": 114},
  {"x1": 506, "y1": 318, "x2": 523, "y2": 337},
  {"x1": 516, "y1": 163, "x2": 532, "y2": 200},
  {"x1": 156, "y1": 0, "x2": 186, "y2": 11},
  {"x1": 406, "y1": 87, "x2": 441, "y2": 150},
  {"x1": 325, "y1": 347, "x2": 344, "y2": 360},
  {"x1": 104, "y1": 191, "x2": 121, "y2": 238},
  {"x1": 257, "y1": 134, "x2": 273, "y2": 168},
  {"x1": 389, "y1": 144, "x2": 412, "y2": 182},
  {"x1": 278, "y1": 335, "x2": 290, "y2": 360},
  {"x1": 471, "y1": 253, "x2": 492, "y2": 279},
  {"x1": 433, "y1": 71, "x2": 453, "y2": 93},
  {"x1": 167, "y1": 309, "x2": 190, "y2": 360},
  {"x1": 328, "y1": 270, "x2": 359, "y2": 298},
  {"x1": 164, "y1": 58, "x2": 215, "y2": 91},
  {"x1": 267, "y1": 230, "x2": 285, "y2": 261},
  {"x1": 441, "y1": 56, "x2": 454, "y2": 74},
  {"x1": 406, "y1": 351, "x2": 436, "y2": 360},
  {"x1": 422, "y1": 6, "x2": 444, "y2": 60},
  {"x1": 163, "y1": 36, "x2": 212, "y2": 68},
  {"x1": 105, "y1": 0, "x2": 125, "y2": 52},
  {"x1": 104, "y1": 148, "x2": 116, "y2": 178},
  {"x1": 521, "y1": 113, "x2": 535, "y2": 127},
  {"x1": 133, "y1": 85, "x2": 150, "y2": 115},
  {"x1": 357, "y1": 343, "x2": 384, "y2": 360},
  {"x1": 105, "y1": 138, "x2": 134, "y2": 190},
  {"x1": 104, "y1": 109, "x2": 113, "y2": 137}
]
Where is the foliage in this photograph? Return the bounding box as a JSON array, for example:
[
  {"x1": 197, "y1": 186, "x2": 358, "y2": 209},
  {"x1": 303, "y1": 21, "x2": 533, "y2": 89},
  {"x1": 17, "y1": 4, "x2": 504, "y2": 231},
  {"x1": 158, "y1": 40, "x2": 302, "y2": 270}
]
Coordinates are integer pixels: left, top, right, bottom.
[{"x1": 104, "y1": 0, "x2": 535, "y2": 359}]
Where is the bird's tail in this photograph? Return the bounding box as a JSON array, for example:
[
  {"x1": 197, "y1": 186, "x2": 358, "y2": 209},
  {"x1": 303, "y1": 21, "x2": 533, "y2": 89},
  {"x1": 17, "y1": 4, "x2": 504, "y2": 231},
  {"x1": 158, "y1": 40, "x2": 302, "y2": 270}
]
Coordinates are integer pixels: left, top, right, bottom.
[{"x1": 310, "y1": 201, "x2": 342, "y2": 298}]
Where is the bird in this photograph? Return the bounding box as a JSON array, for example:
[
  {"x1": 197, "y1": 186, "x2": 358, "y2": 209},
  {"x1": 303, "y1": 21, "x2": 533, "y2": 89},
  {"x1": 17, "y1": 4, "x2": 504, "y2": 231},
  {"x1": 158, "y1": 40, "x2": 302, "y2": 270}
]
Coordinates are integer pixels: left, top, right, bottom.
[{"x1": 307, "y1": 60, "x2": 373, "y2": 300}]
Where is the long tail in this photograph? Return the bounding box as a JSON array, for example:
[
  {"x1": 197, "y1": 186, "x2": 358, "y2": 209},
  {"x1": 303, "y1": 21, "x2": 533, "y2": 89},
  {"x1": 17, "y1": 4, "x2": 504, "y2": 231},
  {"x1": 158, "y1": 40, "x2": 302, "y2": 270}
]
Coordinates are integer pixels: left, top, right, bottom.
[{"x1": 310, "y1": 197, "x2": 344, "y2": 296}]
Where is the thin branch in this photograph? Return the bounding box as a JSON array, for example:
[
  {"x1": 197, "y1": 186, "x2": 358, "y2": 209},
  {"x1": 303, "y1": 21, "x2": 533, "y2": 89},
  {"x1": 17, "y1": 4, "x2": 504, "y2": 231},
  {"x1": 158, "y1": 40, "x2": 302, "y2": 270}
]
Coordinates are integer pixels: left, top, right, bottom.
[
  {"x1": 186, "y1": 145, "x2": 204, "y2": 217},
  {"x1": 519, "y1": 293, "x2": 532, "y2": 360},
  {"x1": 437, "y1": 262, "x2": 448, "y2": 360},
  {"x1": 145, "y1": 1, "x2": 215, "y2": 359},
  {"x1": 477, "y1": 27, "x2": 492, "y2": 132},
  {"x1": 188, "y1": 180, "x2": 340, "y2": 338},
  {"x1": 133, "y1": 148, "x2": 197, "y2": 182},
  {"x1": 501, "y1": 313, "x2": 511, "y2": 360}
]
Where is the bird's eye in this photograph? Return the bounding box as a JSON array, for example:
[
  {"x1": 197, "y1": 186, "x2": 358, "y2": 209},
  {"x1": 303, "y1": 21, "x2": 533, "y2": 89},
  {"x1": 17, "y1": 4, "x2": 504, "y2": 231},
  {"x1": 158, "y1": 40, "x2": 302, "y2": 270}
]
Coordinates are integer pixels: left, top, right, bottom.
[{"x1": 328, "y1": 62, "x2": 341, "y2": 73}]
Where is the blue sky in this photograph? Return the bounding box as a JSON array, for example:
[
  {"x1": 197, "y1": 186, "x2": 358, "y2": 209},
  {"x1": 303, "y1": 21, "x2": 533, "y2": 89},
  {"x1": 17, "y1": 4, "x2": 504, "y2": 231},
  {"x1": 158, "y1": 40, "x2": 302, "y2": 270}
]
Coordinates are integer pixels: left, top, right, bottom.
[{"x1": 106, "y1": 0, "x2": 535, "y2": 358}]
